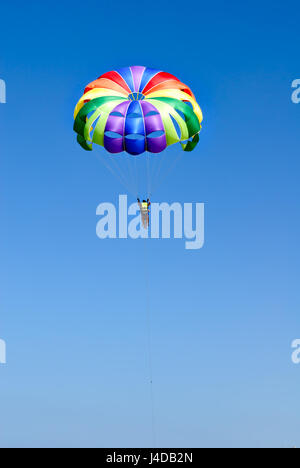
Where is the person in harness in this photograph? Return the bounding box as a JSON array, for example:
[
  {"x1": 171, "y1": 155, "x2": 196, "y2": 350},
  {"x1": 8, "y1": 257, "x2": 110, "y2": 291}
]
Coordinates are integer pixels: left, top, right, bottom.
[{"x1": 137, "y1": 198, "x2": 151, "y2": 229}]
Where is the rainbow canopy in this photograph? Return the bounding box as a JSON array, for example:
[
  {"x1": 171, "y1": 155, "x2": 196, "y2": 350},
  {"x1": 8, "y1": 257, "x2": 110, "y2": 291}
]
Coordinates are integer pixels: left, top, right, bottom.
[{"x1": 74, "y1": 66, "x2": 203, "y2": 156}]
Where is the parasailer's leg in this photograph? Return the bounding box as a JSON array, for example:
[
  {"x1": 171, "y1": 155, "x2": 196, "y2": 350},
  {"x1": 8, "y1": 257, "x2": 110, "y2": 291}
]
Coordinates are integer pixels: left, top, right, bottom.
[{"x1": 142, "y1": 214, "x2": 148, "y2": 230}]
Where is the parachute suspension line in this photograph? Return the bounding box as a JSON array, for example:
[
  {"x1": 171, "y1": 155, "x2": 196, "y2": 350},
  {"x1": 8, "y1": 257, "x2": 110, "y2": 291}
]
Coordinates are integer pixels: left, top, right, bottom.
[
  {"x1": 130, "y1": 156, "x2": 138, "y2": 196},
  {"x1": 152, "y1": 150, "x2": 185, "y2": 194},
  {"x1": 151, "y1": 147, "x2": 169, "y2": 193},
  {"x1": 143, "y1": 237, "x2": 156, "y2": 448},
  {"x1": 146, "y1": 153, "x2": 151, "y2": 199},
  {"x1": 94, "y1": 153, "x2": 126, "y2": 188},
  {"x1": 110, "y1": 155, "x2": 140, "y2": 197},
  {"x1": 95, "y1": 153, "x2": 134, "y2": 195},
  {"x1": 134, "y1": 156, "x2": 139, "y2": 197},
  {"x1": 124, "y1": 153, "x2": 136, "y2": 195},
  {"x1": 152, "y1": 154, "x2": 163, "y2": 189},
  {"x1": 110, "y1": 155, "x2": 134, "y2": 194},
  {"x1": 104, "y1": 155, "x2": 130, "y2": 190}
]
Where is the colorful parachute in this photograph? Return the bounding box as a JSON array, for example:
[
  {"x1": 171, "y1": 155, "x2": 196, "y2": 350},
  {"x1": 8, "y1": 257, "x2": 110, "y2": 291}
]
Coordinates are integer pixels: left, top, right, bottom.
[{"x1": 74, "y1": 66, "x2": 203, "y2": 156}]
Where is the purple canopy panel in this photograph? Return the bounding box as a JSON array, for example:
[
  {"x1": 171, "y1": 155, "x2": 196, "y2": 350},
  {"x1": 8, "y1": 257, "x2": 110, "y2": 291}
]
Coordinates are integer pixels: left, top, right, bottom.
[
  {"x1": 104, "y1": 101, "x2": 129, "y2": 142},
  {"x1": 144, "y1": 113, "x2": 165, "y2": 134},
  {"x1": 105, "y1": 115, "x2": 124, "y2": 134},
  {"x1": 141, "y1": 100, "x2": 159, "y2": 115},
  {"x1": 104, "y1": 135, "x2": 124, "y2": 153},
  {"x1": 111, "y1": 101, "x2": 130, "y2": 115},
  {"x1": 141, "y1": 101, "x2": 165, "y2": 134},
  {"x1": 146, "y1": 134, "x2": 167, "y2": 153}
]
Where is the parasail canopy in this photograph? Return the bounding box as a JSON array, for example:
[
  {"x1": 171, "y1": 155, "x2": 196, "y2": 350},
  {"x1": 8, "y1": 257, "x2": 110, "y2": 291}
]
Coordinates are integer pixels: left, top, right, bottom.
[{"x1": 74, "y1": 66, "x2": 203, "y2": 156}]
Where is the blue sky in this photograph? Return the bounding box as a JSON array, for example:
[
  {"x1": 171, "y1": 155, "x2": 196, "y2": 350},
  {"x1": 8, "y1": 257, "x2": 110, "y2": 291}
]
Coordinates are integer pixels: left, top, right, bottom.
[{"x1": 0, "y1": 0, "x2": 299, "y2": 448}]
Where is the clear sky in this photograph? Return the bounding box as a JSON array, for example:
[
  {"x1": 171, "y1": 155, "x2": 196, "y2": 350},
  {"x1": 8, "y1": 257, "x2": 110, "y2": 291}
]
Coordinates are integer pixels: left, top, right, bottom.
[{"x1": 0, "y1": 0, "x2": 299, "y2": 448}]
